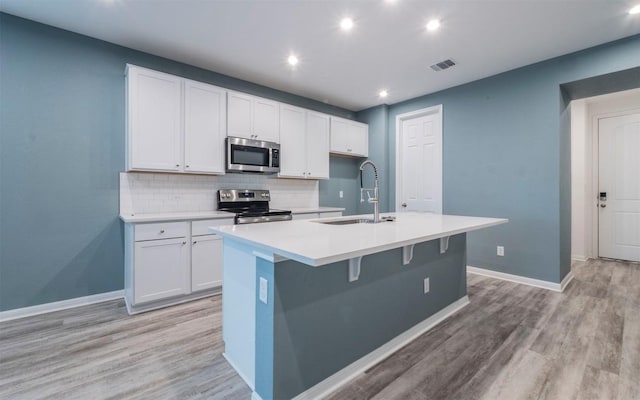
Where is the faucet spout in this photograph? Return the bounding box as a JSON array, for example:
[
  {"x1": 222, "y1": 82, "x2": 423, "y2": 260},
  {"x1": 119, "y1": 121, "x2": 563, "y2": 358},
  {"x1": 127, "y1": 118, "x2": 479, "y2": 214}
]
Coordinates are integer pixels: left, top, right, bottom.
[{"x1": 359, "y1": 160, "x2": 381, "y2": 223}]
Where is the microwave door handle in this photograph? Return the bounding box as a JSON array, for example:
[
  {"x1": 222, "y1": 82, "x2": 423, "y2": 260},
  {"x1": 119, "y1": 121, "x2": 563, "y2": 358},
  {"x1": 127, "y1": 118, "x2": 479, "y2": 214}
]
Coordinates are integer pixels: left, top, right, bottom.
[{"x1": 269, "y1": 148, "x2": 273, "y2": 168}]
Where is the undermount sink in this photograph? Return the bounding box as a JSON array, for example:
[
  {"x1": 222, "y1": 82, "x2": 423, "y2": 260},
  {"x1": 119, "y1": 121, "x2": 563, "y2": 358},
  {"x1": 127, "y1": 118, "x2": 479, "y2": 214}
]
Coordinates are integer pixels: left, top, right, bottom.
[
  {"x1": 315, "y1": 218, "x2": 375, "y2": 225},
  {"x1": 314, "y1": 216, "x2": 396, "y2": 225}
]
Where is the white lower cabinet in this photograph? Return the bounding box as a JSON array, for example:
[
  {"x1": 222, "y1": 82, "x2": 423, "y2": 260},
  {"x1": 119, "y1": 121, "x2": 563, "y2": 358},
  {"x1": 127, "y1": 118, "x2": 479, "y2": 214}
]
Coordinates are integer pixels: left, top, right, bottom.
[
  {"x1": 191, "y1": 234, "x2": 223, "y2": 291},
  {"x1": 133, "y1": 237, "x2": 190, "y2": 304},
  {"x1": 125, "y1": 219, "x2": 231, "y2": 314},
  {"x1": 123, "y1": 213, "x2": 342, "y2": 314}
]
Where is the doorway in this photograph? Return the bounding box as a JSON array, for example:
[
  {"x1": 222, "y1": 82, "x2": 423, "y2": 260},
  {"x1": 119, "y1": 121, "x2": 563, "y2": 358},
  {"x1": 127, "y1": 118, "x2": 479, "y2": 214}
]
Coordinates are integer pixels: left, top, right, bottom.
[
  {"x1": 395, "y1": 105, "x2": 443, "y2": 213},
  {"x1": 597, "y1": 113, "x2": 640, "y2": 262},
  {"x1": 570, "y1": 88, "x2": 640, "y2": 262}
]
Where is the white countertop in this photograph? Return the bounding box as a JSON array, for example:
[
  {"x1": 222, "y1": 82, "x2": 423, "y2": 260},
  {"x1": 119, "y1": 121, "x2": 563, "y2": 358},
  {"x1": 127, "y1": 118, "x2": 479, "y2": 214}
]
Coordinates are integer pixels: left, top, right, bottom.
[
  {"x1": 209, "y1": 212, "x2": 508, "y2": 266},
  {"x1": 119, "y1": 207, "x2": 345, "y2": 223}
]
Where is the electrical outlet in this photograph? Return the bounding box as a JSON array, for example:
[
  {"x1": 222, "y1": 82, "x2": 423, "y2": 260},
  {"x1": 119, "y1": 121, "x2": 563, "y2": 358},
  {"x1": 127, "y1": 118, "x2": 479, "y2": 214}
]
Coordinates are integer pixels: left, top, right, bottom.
[
  {"x1": 497, "y1": 246, "x2": 505, "y2": 256},
  {"x1": 339, "y1": 190, "x2": 344, "y2": 198},
  {"x1": 259, "y1": 277, "x2": 268, "y2": 304},
  {"x1": 423, "y1": 277, "x2": 430, "y2": 294}
]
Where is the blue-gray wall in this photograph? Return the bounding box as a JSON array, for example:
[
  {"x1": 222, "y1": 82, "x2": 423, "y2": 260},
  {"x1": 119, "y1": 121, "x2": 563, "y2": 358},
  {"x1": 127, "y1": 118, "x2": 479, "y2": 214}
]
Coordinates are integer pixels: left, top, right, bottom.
[
  {"x1": 255, "y1": 234, "x2": 467, "y2": 400},
  {"x1": 357, "y1": 34, "x2": 640, "y2": 283},
  {"x1": 0, "y1": 13, "x2": 355, "y2": 312}
]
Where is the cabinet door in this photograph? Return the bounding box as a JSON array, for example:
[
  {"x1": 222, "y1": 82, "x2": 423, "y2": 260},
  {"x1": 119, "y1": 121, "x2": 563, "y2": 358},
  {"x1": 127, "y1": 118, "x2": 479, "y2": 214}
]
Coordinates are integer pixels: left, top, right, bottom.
[
  {"x1": 128, "y1": 66, "x2": 182, "y2": 171},
  {"x1": 253, "y1": 97, "x2": 279, "y2": 142},
  {"x1": 191, "y1": 234, "x2": 223, "y2": 292},
  {"x1": 350, "y1": 122, "x2": 369, "y2": 157},
  {"x1": 306, "y1": 112, "x2": 330, "y2": 179},
  {"x1": 184, "y1": 80, "x2": 226, "y2": 174},
  {"x1": 134, "y1": 237, "x2": 189, "y2": 304},
  {"x1": 330, "y1": 117, "x2": 350, "y2": 154},
  {"x1": 279, "y1": 104, "x2": 307, "y2": 178},
  {"x1": 227, "y1": 91, "x2": 253, "y2": 139}
]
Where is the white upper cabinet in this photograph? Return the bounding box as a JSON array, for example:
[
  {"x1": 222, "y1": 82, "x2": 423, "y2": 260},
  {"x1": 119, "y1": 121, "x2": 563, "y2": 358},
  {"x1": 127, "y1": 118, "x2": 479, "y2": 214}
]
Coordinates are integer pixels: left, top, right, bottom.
[
  {"x1": 253, "y1": 97, "x2": 279, "y2": 142},
  {"x1": 227, "y1": 91, "x2": 279, "y2": 143},
  {"x1": 126, "y1": 65, "x2": 227, "y2": 175},
  {"x1": 330, "y1": 116, "x2": 369, "y2": 157},
  {"x1": 184, "y1": 79, "x2": 226, "y2": 174},
  {"x1": 127, "y1": 66, "x2": 183, "y2": 171},
  {"x1": 306, "y1": 111, "x2": 330, "y2": 179},
  {"x1": 227, "y1": 91, "x2": 253, "y2": 138},
  {"x1": 278, "y1": 106, "x2": 330, "y2": 179},
  {"x1": 279, "y1": 104, "x2": 307, "y2": 178}
]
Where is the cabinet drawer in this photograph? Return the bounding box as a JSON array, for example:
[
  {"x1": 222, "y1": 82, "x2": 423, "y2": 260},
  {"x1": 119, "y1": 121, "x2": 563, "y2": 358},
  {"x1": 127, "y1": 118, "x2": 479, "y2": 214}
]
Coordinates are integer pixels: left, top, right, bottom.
[
  {"x1": 192, "y1": 218, "x2": 234, "y2": 236},
  {"x1": 135, "y1": 222, "x2": 187, "y2": 241}
]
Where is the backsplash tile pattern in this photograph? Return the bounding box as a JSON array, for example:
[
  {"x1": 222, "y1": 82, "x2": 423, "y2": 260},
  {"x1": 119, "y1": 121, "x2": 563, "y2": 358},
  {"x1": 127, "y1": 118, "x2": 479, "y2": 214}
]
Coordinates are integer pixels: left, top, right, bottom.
[{"x1": 120, "y1": 172, "x2": 319, "y2": 215}]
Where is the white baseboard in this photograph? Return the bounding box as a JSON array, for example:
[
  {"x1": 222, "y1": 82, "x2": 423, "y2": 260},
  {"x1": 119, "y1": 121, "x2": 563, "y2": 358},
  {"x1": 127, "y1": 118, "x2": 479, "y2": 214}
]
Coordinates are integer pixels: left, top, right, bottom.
[
  {"x1": 224, "y1": 352, "x2": 255, "y2": 391},
  {"x1": 289, "y1": 295, "x2": 470, "y2": 400},
  {"x1": 0, "y1": 290, "x2": 124, "y2": 322},
  {"x1": 571, "y1": 255, "x2": 589, "y2": 262},
  {"x1": 560, "y1": 270, "x2": 574, "y2": 292},
  {"x1": 467, "y1": 266, "x2": 573, "y2": 293}
]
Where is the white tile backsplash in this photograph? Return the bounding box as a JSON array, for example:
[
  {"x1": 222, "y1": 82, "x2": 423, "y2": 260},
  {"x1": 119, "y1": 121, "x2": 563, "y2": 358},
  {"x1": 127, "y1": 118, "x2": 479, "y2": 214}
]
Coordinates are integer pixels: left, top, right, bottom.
[{"x1": 120, "y1": 172, "x2": 319, "y2": 215}]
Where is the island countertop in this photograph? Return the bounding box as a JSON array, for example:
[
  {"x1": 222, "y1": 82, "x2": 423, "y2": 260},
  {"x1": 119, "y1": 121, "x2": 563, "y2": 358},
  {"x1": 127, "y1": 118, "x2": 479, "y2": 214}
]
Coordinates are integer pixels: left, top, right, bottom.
[{"x1": 209, "y1": 212, "x2": 508, "y2": 266}]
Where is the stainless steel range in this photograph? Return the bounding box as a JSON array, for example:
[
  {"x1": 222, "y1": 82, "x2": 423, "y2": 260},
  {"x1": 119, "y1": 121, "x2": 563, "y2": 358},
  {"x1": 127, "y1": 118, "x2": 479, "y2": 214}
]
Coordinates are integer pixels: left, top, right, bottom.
[{"x1": 217, "y1": 189, "x2": 292, "y2": 224}]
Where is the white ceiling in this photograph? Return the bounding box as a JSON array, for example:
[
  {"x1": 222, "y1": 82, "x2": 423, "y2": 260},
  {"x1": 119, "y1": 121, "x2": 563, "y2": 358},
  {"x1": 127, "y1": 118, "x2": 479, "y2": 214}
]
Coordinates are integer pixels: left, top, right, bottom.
[{"x1": 2, "y1": 0, "x2": 639, "y2": 111}]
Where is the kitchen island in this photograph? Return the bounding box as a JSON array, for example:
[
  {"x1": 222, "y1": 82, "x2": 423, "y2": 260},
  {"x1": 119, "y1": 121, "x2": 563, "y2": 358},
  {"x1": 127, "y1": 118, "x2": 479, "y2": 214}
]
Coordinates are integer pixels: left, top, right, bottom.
[{"x1": 209, "y1": 212, "x2": 507, "y2": 400}]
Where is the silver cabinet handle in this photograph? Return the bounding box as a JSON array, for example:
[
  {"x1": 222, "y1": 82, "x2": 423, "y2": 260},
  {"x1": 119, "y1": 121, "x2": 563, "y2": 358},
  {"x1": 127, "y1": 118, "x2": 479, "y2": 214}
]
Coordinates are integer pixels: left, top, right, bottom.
[
  {"x1": 186, "y1": 165, "x2": 190, "y2": 168},
  {"x1": 401, "y1": 203, "x2": 407, "y2": 207},
  {"x1": 175, "y1": 164, "x2": 180, "y2": 167},
  {"x1": 182, "y1": 241, "x2": 187, "y2": 245},
  {"x1": 160, "y1": 229, "x2": 165, "y2": 233},
  {"x1": 600, "y1": 204, "x2": 606, "y2": 208},
  {"x1": 193, "y1": 241, "x2": 197, "y2": 245}
]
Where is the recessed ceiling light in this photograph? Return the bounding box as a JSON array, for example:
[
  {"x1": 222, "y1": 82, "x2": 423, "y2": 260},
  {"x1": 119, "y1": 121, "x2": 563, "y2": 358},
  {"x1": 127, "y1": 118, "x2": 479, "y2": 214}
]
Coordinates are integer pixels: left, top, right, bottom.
[
  {"x1": 379, "y1": 90, "x2": 388, "y2": 98},
  {"x1": 287, "y1": 54, "x2": 299, "y2": 67},
  {"x1": 340, "y1": 17, "x2": 354, "y2": 31},
  {"x1": 630, "y1": 4, "x2": 640, "y2": 14},
  {"x1": 426, "y1": 19, "x2": 441, "y2": 32}
]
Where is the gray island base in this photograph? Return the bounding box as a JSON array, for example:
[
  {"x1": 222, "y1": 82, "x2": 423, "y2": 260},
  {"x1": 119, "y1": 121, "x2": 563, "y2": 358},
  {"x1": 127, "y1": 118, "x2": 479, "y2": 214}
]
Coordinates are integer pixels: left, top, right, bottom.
[{"x1": 210, "y1": 212, "x2": 507, "y2": 400}]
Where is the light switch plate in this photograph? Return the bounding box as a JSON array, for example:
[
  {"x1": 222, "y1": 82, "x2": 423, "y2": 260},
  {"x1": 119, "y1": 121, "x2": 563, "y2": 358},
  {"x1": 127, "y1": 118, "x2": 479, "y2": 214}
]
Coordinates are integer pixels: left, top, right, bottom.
[
  {"x1": 259, "y1": 277, "x2": 268, "y2": 304},
  {"x1": 423, "y1": 277, "x2": 430, "y2": 294},
  {"x1": 339, "y1": 190, "x2": 344, "y2": 198}
]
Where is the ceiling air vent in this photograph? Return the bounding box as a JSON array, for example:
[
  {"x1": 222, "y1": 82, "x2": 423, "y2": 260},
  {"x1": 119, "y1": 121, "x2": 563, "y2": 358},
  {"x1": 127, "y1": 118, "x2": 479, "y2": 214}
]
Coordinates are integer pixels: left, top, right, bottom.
[{"x1": 430, "y1": 59, "x2": 456, "y2": 71}]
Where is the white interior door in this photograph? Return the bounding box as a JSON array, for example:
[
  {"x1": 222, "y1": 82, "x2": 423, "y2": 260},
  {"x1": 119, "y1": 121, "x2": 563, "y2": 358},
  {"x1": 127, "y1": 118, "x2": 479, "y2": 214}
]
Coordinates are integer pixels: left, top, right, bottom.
[
  {"x1": 598, "y1": 113, "x2": 640, "y2": 261},
  {"x1": 398, "y1": 107, "x2": 442, "y2": 213}
]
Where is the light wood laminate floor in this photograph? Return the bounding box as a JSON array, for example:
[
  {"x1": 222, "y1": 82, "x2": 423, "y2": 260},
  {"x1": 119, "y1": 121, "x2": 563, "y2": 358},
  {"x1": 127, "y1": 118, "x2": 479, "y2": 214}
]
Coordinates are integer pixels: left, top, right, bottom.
[{"x1": 1, "y1": 259, "x2": 639, "y2": 400}]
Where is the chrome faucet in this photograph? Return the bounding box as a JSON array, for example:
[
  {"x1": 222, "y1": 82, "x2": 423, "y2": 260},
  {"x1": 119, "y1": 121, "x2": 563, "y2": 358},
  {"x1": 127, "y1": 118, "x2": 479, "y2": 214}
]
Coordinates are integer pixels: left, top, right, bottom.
[{"x1": 359, "y1": 160, "x2": 380, "y2": 223}]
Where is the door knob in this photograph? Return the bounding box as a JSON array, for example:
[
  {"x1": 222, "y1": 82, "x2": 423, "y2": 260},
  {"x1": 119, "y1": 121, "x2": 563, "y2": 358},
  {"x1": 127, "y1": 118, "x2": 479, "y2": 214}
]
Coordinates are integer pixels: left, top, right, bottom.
[{"x1": 402, "y1": 203, "x2": 407, "y2": 207}]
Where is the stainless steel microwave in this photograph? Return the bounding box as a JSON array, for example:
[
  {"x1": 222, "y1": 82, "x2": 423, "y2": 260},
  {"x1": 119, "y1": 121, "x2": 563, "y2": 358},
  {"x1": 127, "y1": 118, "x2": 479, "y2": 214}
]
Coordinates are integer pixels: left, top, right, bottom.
[{"x1": 226, "y1": 136, "x2": 280, "y2": 174}]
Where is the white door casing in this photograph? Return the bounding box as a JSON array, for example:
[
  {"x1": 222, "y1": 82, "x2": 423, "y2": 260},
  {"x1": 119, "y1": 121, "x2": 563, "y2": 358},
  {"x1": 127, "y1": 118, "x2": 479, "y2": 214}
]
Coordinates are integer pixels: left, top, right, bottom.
[
  {"x1": 396, "y1": 105, "x2": 443, "y2": 214},
  {"x1": 598, "y1": 113, "x2": 640, "y2": 262}
]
